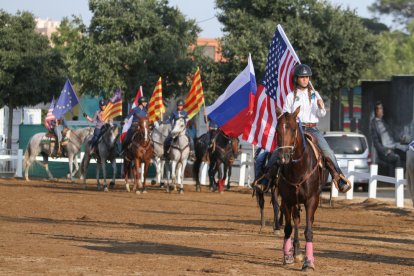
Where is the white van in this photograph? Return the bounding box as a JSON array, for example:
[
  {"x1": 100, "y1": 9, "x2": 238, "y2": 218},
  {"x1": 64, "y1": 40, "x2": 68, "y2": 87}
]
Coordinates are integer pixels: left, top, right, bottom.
[{"x1": 324, "y1": 132, "x2": 371, "y2": 192}]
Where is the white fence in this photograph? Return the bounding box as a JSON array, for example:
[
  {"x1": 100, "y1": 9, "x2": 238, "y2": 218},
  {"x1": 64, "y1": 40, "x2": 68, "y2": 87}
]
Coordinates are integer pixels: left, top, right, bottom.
[
  {"x1": 331, "y1": 160, "x2": 408, "y2": 208},
  {"x1": 2, "y1": 150, "x2": 410, "y2": 208}
]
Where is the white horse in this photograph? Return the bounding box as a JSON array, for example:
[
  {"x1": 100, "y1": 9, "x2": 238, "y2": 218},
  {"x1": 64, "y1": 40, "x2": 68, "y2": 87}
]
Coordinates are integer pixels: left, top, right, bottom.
[
  {"x1": 80, "y1": 124, "x2": 119, "y2": 191},
  {"x1": 150, "y1": 121, "x2": 171, "y2": 186},
  {"x1": 407, "y1": 148, "x2": 414, "y2": 207},
  {"x1": 23, "y1": 127, "x2": 93, "y2": 181},
  {"x1": 166, "y1": 117, "x2": 190, "y2": 194}
]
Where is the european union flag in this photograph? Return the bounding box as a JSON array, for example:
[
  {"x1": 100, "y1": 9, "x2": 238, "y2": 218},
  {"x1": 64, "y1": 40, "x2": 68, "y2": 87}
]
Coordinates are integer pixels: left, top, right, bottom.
[{"x1": 52, "y1": 79, "x2": 79, "y2": 119}]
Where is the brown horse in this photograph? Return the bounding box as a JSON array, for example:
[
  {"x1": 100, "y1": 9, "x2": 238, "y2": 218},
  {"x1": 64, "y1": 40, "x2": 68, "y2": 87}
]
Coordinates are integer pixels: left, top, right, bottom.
[
  {"x1": 210, "y1": 130, "x2": 239, "y2": 192},
  {"x1": 274, "y1": 106, "x2": 328, "y2": 271},
  {"x1": 123, "y1": 117, "x2": 153, "y2": 194}
]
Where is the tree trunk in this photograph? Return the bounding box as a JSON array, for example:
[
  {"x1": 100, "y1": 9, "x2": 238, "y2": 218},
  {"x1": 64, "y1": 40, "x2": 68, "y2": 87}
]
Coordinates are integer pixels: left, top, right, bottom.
[{"x1": 6, "y1": 102, "x2": 13, "y2": 150}]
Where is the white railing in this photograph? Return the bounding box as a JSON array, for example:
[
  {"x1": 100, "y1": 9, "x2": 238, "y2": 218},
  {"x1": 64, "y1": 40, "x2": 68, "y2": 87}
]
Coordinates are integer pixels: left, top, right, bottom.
[
  {"x1": 330, "y1": 160, "x2": 407, "y2": 208},
  {"x1": 0, "y1": 149, "x2": 20, "y2": 176},
  {"x1": 5, "y1": 151, "x2": 408, "y2": 208}
]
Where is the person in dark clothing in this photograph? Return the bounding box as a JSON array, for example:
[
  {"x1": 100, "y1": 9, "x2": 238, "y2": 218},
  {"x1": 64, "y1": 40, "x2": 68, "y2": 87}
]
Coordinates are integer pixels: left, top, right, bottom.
[
  {"x1": 123, "y1": 96, "x2": 148, "y2": 146},
  {"x1": 370, "y1": 101, "x2": 408, "y2": 175}
]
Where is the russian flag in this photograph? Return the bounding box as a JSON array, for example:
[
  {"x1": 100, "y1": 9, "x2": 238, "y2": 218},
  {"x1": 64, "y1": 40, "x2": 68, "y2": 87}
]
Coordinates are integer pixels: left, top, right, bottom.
[{"x1": 206, "y1": 54, "x2": 257, "y2": 137}]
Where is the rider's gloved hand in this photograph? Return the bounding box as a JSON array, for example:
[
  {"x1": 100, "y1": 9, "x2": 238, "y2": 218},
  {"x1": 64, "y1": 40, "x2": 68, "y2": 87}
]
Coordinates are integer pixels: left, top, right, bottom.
[{"x1": 83, "y1": 112, "x2": 87, "y2": 118}]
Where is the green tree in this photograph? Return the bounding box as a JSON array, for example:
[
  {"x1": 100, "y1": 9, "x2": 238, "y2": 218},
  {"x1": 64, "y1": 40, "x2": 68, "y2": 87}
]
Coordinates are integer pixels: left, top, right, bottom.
[
  {"x1": 74, "y1": 0, "x2": 201, "y2": 103},
  {"x1": 369, "y1": 0, "x2": 414, "y2": 26},
  {"x1": 0, "y1": 11, "x2": 65, "y2": 149},
  {"x1": 215, "y1": 0, "x2": 379, "y2": 98}
]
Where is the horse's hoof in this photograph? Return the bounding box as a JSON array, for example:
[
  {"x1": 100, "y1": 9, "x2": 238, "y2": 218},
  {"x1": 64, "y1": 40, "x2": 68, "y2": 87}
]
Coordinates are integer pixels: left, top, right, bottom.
[
  {"x1": 104, "y1": 187, "x2": 109, "y2": 192},
  {"x1": 109, "y1": 182, "x2": 115, "y2": 188},
  {"x1": 196, "y1": 186, "x2": 200, "y2": 192},
  {"x1": 283, "y1": 254, "x2": 295, "y2": 265},
  {"x1": 295, "y1": 253, "x2": 304, "y2": 263},
  {"x1": 302, "y1": 257, "x2": 315, "y2": 271},
  {"x1": 135, "y1": 190, "x2": 141, "y2": 195},
  {"x1": 142, "y1": 190, "x2": 148, "y2": 194},
  {"x1": 125, "y1": 184, "x2": 130, "y2": 192},
  {"x1": 273, "y1": 229, "x2": 283, "y2": 236},
  {"x1": 151, "y1": 180, "x2": 156, "y2": 185},
  {"x1": 179, "y1": 189, "x2": 184, "y2": 194}
]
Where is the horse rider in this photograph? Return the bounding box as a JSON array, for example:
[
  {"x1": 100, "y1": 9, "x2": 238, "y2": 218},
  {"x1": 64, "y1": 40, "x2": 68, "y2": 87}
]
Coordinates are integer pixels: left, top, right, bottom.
[
  {"x1": 123, "y1": 96, "x2": 148, "y2": 147},
  {"x1": 83, "y1": 98, "x2": 107, "y2": 154},
  {"x1": 163, "y1": 99, "x2": 195, "y2": 159},
  {"x1": 50, "y1": 117, "x2": 67, "y2": 157},
  {"x1": 280, "y1": 64, "x2": 351, "y2": 193}
]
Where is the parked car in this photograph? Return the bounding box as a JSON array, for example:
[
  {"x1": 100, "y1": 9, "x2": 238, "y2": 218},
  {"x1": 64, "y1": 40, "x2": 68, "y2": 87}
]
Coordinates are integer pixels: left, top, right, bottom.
[{"x1": 324, "y1": 132, "x2": 371, "y2": 192}]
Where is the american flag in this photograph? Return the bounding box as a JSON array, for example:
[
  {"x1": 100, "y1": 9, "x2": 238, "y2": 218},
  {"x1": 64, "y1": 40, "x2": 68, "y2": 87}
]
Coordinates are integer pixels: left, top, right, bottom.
[
  {"x1": 44, "y1": 98, "x2": 56, "y2": 130},
  {"x1": 120, "y1": 86, "x2": 143, "y2": 143},
  {"x1": 243, "y1": 25, "x2": 300, "y2": 151}
]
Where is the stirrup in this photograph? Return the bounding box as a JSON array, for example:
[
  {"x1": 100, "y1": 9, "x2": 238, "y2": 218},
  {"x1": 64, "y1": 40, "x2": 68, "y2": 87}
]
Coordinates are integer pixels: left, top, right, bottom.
[{"x1": 333, "y1": 174, "x2": 352, "y2": 193}]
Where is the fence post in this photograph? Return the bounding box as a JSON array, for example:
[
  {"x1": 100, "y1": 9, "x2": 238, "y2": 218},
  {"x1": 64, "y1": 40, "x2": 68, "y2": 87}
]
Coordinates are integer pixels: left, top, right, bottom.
[
  {"x1": 239, "y1": 152, "x2": 247, "y2": 186},
  {"x1": 200, "y1": 162, "x2": 208, "y2": 185},
  {"x1": 395, "y1": 167, "x2": 404, "y2": 208},
  {"x1": 346, "y1": 160, "x2": 354, "y2": 200},
  {"x1": 15, "y1": 149, "x2": 23, "y2": 178},
  {"x1": 368, "y1": 164, "x2": 378, "y2": 199}
]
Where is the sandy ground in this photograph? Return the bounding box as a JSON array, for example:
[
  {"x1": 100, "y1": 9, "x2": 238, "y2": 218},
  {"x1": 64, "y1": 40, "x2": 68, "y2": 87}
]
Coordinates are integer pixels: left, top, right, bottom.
[{"x1": 0, "y1": 177, "x2": 413, "y2": 275}]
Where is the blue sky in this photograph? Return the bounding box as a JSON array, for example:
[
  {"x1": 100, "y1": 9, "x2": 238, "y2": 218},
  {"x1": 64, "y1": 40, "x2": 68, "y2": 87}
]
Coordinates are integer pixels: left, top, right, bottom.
[{"x1": 0, "y1": 0, "x2": 390, "y2": 38}]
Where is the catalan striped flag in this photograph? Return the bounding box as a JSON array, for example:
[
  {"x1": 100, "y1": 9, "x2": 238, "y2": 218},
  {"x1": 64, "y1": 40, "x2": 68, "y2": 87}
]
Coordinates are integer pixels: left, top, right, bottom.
[
  {"x1": 183, "y1": 67, "x2": 204, "y2": 119},
  {"x1": 147, "y1": 77, "x2": 165, "y2": 123},
  {"x1": 102, "y1": 88, "x2": 123, "y2": 122}
]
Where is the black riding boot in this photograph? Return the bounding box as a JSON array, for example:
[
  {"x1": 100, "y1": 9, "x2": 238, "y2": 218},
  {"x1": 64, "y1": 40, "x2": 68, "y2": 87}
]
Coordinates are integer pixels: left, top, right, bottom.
[{"x1": 325, "y1": 158, "x2": 352, "y2": 193}]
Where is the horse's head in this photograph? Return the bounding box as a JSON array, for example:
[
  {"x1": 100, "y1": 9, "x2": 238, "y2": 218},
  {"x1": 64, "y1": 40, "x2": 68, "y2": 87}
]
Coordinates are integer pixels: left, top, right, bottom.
[
  {"x1": 170, "y1": 117, "x2": 186, "y2": 138},
  {"x1": 105, "y1": 124, "x2": 119, "y2": 143},
  {"x1": 134, "y1": 117, "x2": 150, "y2": 142},
  {"x1": 275, "y1": 106, "x2": 301, "y2": 164},
  {"x1": 230, "y1": 137, "x2": 240, "y2": 160}
]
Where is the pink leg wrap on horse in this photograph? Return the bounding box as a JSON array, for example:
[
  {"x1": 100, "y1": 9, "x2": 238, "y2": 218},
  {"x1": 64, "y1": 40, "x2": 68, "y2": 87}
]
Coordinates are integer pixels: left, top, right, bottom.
[
  {"x1": 305, "y1": 242, "x2": 314, "y2": 263},
  {"x1": 283, "y1": 238, "x2": 292, "y2": 255}
]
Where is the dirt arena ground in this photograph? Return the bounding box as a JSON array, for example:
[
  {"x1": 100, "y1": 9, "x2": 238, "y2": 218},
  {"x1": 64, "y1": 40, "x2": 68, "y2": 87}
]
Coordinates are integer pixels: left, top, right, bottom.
[{"x1": 0, "y1": 178, "x2": 413, "y2": 275}]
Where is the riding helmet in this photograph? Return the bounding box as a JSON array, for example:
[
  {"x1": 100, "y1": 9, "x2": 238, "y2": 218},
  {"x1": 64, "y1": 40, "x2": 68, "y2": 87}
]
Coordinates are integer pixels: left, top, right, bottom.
[
  {"x1": 138, "y1": 96, "x2": 148, "y2": 105},
  {"x1": 99, "y1": 99, "x2": 106, "y2": 106},
  {"x1": 177, "y1": 99, "x2": 184, "y2": 106},
  {"x1": 293, "y1": 64, "x2": 312, "y2": 77}
]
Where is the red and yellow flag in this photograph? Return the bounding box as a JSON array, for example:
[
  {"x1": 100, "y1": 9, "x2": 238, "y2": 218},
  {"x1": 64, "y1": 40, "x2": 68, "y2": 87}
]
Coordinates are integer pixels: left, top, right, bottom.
[
  {"x1": 147, "y1": 77, "x2": 165, "y2": 123},
  {"x1": 183, "y1": 67, "x2": 204, "y2": 119},
  {"x1": 103, "y1": 88, "x2": 123, "y2": 122}
]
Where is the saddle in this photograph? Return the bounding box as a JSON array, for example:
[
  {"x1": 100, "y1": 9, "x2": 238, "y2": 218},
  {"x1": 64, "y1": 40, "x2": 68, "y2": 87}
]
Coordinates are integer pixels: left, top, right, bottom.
[{"x1": 304, "y1": 132, "x2": 324, "y2": 168}]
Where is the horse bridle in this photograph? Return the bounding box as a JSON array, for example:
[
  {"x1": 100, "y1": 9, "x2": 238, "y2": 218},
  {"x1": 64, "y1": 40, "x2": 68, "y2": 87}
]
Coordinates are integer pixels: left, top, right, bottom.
[{"x1": 276, "y1": 121, "x2": 299, "y2": 159}]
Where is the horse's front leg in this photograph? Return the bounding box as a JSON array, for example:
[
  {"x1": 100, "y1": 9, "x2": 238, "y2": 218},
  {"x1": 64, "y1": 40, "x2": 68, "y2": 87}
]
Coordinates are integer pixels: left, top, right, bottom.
[
  {"x1": 256, "y1": 189, "x2": 265, "y2": 232},
  {"x1": 271, "y1": 186, "x2": 282, "y2": 234},
  {"x1": 110, "y1": 158, "x2": 116, "y2": 189},
  {"x1": 217, "y1": 162, "x2": 225, "y2": 193},
  {"x1": 72, "y1": 153, "x2": 80, "y2": 178},
  {"x1": 208, "y1": 162, "x2": 217, "y2": 192},
  {"x1": 283, "y1": 204, "x2": 294, "y2": 265},
  {"x1": 102, "y1": 160, "x2": 109, "y2": 192},
  {"x1": 292, "y1": 205, "x2": 303, "y2": 262},
  {"x1": 133, "y1": 159, "x2": 141, "y2": 194},
  {"x1": 302, "y1": 197, "x2": 318, "y2": 271},
  {"x1": 178, "y1": 159, "x2": 187, "y2": 194},
  {"x1": 170, "y1": 161, "x2": 177, "y2": 192},
  {"x1": 141, "y1": 160, "x2": 150, "y2": 193},
  {"x1": 226, "y1": 165, "x2": 232, "y2": 191},
  {"x1": 42, "y1": 156, "x2": 55, "y2": 181},
  {"x1": 67, "y1": 154, "x2": 74, "y2": 182},
  {"x1": 124, "y1": 160, "x2": 131, "y2": 192},
  {"x1": 96, "y1": 161, "x2": 101, "y2": 190}
]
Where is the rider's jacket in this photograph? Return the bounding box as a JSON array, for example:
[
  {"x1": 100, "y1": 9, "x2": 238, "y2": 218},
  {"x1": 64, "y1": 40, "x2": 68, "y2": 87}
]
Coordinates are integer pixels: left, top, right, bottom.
[
  {"x1": 167, "y1": 110, "x2": 188, "y2": 126},
  {"x1": 127, "y1": 106, "x2": 147, "y2": 123}
]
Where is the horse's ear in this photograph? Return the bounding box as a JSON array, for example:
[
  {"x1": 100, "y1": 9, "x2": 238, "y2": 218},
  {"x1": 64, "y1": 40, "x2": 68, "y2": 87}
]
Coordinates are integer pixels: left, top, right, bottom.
[
  {"x1": 293, "y1": 106, "x2": 300, "y2": 119},
  {"x1": 276, "y1": 107, "x2": 282, "y2": 118}
]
